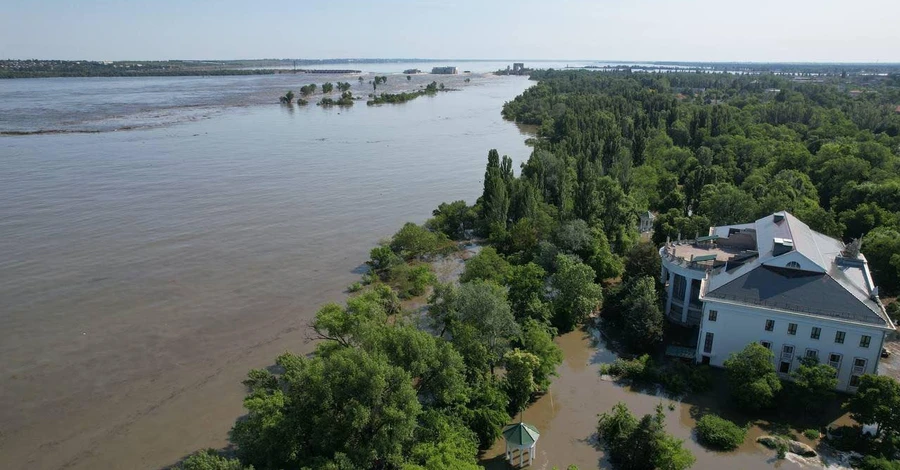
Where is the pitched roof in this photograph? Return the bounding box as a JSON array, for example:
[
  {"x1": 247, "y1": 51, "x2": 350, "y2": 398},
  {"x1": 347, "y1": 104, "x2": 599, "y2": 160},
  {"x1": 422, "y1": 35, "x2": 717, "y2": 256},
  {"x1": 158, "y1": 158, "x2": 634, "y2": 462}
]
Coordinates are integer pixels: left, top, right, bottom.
[
  {"x1": 703, "y1": 211, "x2": 891, "y2": 327},
  {"x1": 503, "y1": 422, "x2": 540, "y2": 446},
  {"x1": 706, "y1": 265, "x2": 887, "y2": 326}
]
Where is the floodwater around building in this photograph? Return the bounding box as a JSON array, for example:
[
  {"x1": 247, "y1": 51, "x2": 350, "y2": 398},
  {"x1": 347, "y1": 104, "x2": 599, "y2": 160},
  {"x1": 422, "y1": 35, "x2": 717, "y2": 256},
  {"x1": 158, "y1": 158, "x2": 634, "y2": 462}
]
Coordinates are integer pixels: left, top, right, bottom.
[{"x1": 480, "y1": 328, "x2": 853, "y2": 470}]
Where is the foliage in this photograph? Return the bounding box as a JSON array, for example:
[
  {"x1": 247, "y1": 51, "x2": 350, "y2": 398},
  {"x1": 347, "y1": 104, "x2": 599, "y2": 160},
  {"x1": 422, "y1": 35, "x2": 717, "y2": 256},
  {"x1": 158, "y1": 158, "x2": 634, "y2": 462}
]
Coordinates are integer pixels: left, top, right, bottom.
[
  {"x1": 336, "y1": 82, "x2": 351, "y2": 92},
  {"x1": 618, "y1": 276, "x2": 664, "y2": 353},
  {"x1": 803, "y1": 429, "x2": 820, "y2": 440},
  {"x1": 862, "y1": 227, "x2": 900, "y2": 295},
  {"x1": 506, "y1": 262, "x2": 551, "y2": 324},
  {"x1": 519, "y1": 319, "x2": 563, "y2": 390},
  {"x1": 695, "y1": 414, "x2": 747, "y2": 451},
  {"x1": 623, "y1": 241, "x2": 662, "y2": 284},
  {"x1": 279, "y1": 90, "x2": 294, "y2": 104},
  {"x1": 550, "y1": 254, "x2": 603, "y2": 332},
  {"x1": 388, "y1": 263, "x2": 437, "y2": 298},
  {"x1": 597, "y1": 403, "x2": 695, "y2": 470},
  {"x1": 459, "y1": 246, "x2": 510, "y2": 284},
  {"x1": 723, "y1": 343, "x2": 782, "y2": 411},
  {"x1": 859, "y1": 456, "x2": 900, "y2": 470},
  {"x1": 789, "y1": 356, "x2": 837, "y2": 413},
  {"x1": 300, "y1": 83, "x2": 317, "y2": 95},
  {"x1": 502, "y1": 348, "x2": 541, "y2": 414},
  {"x1": 321, "y1": 82, "x2": 334, "y2": 94},
  {"x1": 390, "y1": 222, "x2": 451, "y2": 260},
  {"x1": 230, "y1": 348, "x2": 420, "y2": 469},
  {"x1": 426, "y1": 200, "x2": 476, "y2": 239},
  {"x1": 176, "y1": 449, "x2": 251, "y2": 470},
  {"x1": 844, "y1": 374, "x2": 900, "y2": 442}
]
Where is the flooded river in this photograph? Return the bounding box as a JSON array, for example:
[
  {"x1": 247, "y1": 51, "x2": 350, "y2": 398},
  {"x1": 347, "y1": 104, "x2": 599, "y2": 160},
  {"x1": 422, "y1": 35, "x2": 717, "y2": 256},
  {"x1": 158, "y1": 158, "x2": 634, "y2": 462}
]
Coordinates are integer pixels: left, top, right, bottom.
[{"x1": 0, "y1": 69, "x2": 534, "y2": 469}]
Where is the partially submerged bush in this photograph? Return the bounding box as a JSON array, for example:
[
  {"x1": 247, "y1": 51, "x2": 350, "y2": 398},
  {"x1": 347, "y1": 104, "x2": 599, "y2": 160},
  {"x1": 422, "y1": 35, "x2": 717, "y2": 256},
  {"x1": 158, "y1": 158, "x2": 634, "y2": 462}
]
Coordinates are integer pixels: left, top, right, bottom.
[
  {"x1": 803, "y1": 428, "x2": 820, "y2": 440},
  {"x1": 695, "y1": 414, "x2": 747, "y2": 451}
]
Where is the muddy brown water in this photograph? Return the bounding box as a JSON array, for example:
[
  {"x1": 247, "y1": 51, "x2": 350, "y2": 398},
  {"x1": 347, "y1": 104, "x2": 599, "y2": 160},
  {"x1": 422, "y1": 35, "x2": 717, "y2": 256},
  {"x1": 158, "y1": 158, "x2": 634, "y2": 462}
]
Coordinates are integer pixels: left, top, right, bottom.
[
  {"x1": 479, "y1": 330, "x2": 851, "y2": 470},
  {"x1": 0, "y1": 75, "x2": 534, "y2": 470}
]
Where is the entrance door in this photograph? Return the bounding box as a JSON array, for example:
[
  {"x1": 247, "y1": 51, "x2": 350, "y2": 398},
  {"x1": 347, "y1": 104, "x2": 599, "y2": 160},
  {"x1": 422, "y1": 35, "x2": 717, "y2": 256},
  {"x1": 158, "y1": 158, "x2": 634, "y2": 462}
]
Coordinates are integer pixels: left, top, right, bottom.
[{"x1": 779, "y1": 361, "x2": 791, "y2": 374}]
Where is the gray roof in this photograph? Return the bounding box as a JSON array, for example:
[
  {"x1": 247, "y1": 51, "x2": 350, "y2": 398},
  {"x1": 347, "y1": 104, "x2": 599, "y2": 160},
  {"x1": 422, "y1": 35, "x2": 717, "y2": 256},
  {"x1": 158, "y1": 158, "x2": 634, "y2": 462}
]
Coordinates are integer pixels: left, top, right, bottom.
[
  {"x1": 706, "y1": 265, "x2": 887, "y2": 326},
  {"x1": 703, "y1": 211, "x2": 891, "y2": 327}
]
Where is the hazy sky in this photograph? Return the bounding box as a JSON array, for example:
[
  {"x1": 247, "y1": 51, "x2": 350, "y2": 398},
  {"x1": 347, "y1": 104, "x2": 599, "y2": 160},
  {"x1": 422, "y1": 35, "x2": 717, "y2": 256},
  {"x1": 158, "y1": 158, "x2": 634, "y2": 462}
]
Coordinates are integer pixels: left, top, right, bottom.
[{"x1": 3, "y1": 0, "x2": 899, "y2": 62}]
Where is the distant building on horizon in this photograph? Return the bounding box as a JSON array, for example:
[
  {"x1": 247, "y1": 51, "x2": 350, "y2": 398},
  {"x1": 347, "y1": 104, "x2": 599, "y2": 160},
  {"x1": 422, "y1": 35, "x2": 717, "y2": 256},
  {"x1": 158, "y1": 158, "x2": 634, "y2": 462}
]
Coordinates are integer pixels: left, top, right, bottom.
[
  {"x1": 513, "y1": 63, "x2": 525, "y2": 73},
  {"x1": 431, "y1": 66, "x2": 458, "y2": 75}
]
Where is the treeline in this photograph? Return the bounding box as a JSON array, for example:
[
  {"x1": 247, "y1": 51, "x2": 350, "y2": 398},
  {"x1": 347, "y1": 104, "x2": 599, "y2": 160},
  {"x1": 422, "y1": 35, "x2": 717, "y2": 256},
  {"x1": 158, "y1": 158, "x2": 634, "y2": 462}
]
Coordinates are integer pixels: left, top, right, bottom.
[
  {"x1": 500, "y1": 69, "x2": 900, "y2": 295},
  {"x1": 367, "y1": 81, "x2": 445, "y2": 105}
]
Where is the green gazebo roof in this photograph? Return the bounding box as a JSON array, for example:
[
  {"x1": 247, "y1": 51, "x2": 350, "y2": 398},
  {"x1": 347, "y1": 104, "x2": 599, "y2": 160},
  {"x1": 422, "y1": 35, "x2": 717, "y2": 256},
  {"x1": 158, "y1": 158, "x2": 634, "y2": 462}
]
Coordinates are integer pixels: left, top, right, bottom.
[{"x1": 502, "y1": 422, "x2": 540, "y2": 446}]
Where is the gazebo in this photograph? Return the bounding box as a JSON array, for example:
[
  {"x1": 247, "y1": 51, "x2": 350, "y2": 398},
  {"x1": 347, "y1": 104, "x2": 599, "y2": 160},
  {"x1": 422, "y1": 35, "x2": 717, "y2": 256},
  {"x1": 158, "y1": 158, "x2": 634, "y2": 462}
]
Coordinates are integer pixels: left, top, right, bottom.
[{"x1": 502, "y1": 422, "x2": 540, "y2": 467}]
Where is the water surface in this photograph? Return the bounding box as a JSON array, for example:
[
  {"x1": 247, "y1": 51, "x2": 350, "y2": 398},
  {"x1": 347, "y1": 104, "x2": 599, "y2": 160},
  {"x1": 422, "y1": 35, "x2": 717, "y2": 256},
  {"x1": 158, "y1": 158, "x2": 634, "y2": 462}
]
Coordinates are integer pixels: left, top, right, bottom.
[{"x1": 0, "y1": 73, "x2": 533, "y2": 469}]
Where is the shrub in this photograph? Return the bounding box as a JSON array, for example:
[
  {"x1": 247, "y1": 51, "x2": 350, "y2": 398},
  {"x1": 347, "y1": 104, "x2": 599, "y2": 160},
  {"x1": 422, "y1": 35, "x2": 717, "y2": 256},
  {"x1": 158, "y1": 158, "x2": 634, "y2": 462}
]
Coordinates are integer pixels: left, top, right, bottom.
[
  {"x1": 859, "y1": 456, "x2": 900, "y2": 470},
  {"x1": 389, "y1": 263, "x2": 437, "y2": 298},
  {"x1": 695, "y1": 414, "x2": 747, "y2": 451},
  {"x1": 803, "y1": 428, "x2": 820, "y2": 440},
  {"x1": 603, "y1": 354, "x2": 653, "y2": 381},
  {"x1": 347, "y1": 282, "x2": 363, "y2": 293}
]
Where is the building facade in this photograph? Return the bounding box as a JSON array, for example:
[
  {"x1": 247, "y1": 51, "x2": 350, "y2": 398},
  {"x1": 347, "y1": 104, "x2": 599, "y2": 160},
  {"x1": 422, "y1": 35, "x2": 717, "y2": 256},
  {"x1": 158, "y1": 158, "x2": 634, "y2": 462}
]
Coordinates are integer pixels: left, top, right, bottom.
[{"x1": 660, "y1": 212, "x2": 895, "y2": 392}]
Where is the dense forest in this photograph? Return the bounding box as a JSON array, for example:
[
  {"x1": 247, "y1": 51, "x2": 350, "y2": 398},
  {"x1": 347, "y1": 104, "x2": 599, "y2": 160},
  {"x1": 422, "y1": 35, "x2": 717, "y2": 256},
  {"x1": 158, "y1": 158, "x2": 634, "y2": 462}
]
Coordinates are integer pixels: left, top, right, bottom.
[{"x1": 175, "y1": 70, "x2": 900, "y2": 470}]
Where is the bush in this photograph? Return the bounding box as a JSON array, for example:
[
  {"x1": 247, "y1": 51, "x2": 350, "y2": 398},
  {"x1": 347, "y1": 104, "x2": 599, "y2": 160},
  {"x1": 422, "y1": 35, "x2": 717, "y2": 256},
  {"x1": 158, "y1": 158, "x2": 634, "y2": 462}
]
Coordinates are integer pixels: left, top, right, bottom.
[
  {"x1": 347, "y1": 282, "x2": 363, "y2": 293},
  {"x1": 603, "y1": 354, "x2": 653, "y2": 381},
  {"x1": 389, "y1": 263, "x2": 437, "y2": 298},
  {"x1": 695, "y1": 414, "x2": 747, "y2": 451},
  {"x1": 859, "y1": 456, "x2": 900, "y2": 470},
  {"x1": 803, "y1": 428, "x2": 820, "y2": 440}
]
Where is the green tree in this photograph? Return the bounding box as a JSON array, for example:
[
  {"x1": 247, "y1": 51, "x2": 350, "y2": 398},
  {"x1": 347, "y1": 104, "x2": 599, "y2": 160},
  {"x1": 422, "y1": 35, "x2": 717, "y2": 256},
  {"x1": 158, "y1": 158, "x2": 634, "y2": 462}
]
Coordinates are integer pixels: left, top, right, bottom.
[
  {"x1": 502, "y1": 349, "x2": 541, "y2": 413},
  {"x1": 619, "y1": 276, "x2": 664, "y2": 353},
  {"x1": 506, "y1": 262, "x2": 551, "y2": 324},
  {"x1": 550, "y1": 254, "x2": 603, "y2": 332},
  {"x1": 597, "y1": 403, "x2": 694, "y2": 470},
  {"x1": 177, "y1": 449, "x2": 251, "y2": 470},
  {"x1": 844, "y1": 374, "x2": 900, "y2": 441},
  {"x1": 322, "y1": 82, "x2": 334, "y2": 93},
  {"x1": 697, "y1": 183, "x2": 758, "y2": 225},
  {"x1": 862, "y1": 227, "x2": 900, "y2": 294},
  {"x1": 390, "y1": 222, "x2": 445, "y2": 260},
  {"x1": 405, "y1": 410, "x2": 481, "y2": 470},
  {"x1": 368, "y1": 244, "x2": 402, "y2": 273},
  {"x1": 460, "y1": 246, "x2": 510, "y2": 284},
  {"x1": 790, "y1": 356, "x2": 837, "y2": 413},
  {"x1": 623, "y1": 241, "x2": 662, "y2": 283},
  {"x1": 451, "y1": 281, "x2": 521, "y2": 374},
  {"x1": 280, "y1": 90, "x2": 294, "y2": 104},
  {"x1": 426, "y1": 200, "x2": 476, "y2": 239},
  {"x1": 723, "y1": 343, "x2": 782, "y2": 411},
  {"x1": 231, "y1": 348, "x2": 420, "y2": 469},
  {"x1": 520, "y1": 319, "x2": 563, "y2": 390}
]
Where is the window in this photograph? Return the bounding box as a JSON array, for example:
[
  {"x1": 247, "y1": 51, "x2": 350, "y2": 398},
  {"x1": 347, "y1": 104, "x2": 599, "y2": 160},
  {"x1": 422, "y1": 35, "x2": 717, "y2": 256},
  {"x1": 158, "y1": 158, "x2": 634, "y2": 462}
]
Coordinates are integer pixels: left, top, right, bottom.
[
  {"x1": 860, "y1": 335, "x2": 871, "y2": 348},
  {"x1": 805, "y1": 349, "x2": 818, "y2": 361},
  {"x1": 788, "y1": 323, "x2": 797, "y2": 335},
  {"x1": 811, "y1": 327, "x2": 821, "y2": 340},
  {"x1": 780, "y1": 361, "x2": 792, "y2": 374},
  {"x1": 673, "y1": 275, "x2": 687, "y2": 300},
  {"x1": 853, "y1": 358, "x2": 867, "y2": 374},
  {"x1": 782, "y1": 345, "x2": 795, "y2": 359},
  {"x1": 704, "y1": 332, "x2": 714, "y2": 354},
  {"x1": 708, "y1": 310, "x2": 718, "y2": 322},
  {"x1": 835, "y1": 331, "x2": 846, "y2": 344},
  {"x1": 760, "y1": 340, "x2": 772, "y2": 350},
  {"x1": 786, "y1": 261, "x2": 801, "y2": 269},
  {"x1": 765, "y1": 319, "x2": 774, "y2": 331},
  {"x1": 850, "y1": 375, "x2": 861, "y2": 387},
  {"x1": 828, "y1": 353, "x2": 843, "y2": 373}
]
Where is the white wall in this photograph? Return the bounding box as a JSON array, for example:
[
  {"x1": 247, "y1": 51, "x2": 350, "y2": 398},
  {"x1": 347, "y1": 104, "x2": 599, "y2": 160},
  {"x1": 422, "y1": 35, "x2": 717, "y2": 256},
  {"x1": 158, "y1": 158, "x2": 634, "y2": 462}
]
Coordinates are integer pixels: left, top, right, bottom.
[{"x1": 695, "y1": 299, "x2": 887, "y2": 392}]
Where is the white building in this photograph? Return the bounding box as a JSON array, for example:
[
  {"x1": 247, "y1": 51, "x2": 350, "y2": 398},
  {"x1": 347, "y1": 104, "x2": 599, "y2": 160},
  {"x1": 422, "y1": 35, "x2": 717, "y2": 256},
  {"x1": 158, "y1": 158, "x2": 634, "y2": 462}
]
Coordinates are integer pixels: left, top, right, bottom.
[
  {"x1": 659, "y1": 211, "x2": 895, "y2": 392},
  {"x1": 639, "y1": 211, "x2": 655, "y2": 233}
]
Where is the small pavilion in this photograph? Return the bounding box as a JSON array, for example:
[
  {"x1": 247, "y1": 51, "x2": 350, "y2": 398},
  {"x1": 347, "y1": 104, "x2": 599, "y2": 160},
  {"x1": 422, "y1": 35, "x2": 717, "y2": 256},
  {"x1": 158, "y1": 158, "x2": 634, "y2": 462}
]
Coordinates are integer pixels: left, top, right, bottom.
[{"x1": 502, "y1": 421, "x2": 540, "y2": 467}]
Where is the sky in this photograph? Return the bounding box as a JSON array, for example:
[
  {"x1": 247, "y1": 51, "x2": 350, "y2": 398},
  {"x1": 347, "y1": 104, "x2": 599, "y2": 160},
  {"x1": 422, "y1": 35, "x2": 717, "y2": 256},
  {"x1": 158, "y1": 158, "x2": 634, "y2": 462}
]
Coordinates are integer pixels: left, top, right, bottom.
[{"x1": 3, "y1": 0, "x2": 899, "y2": 62}]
